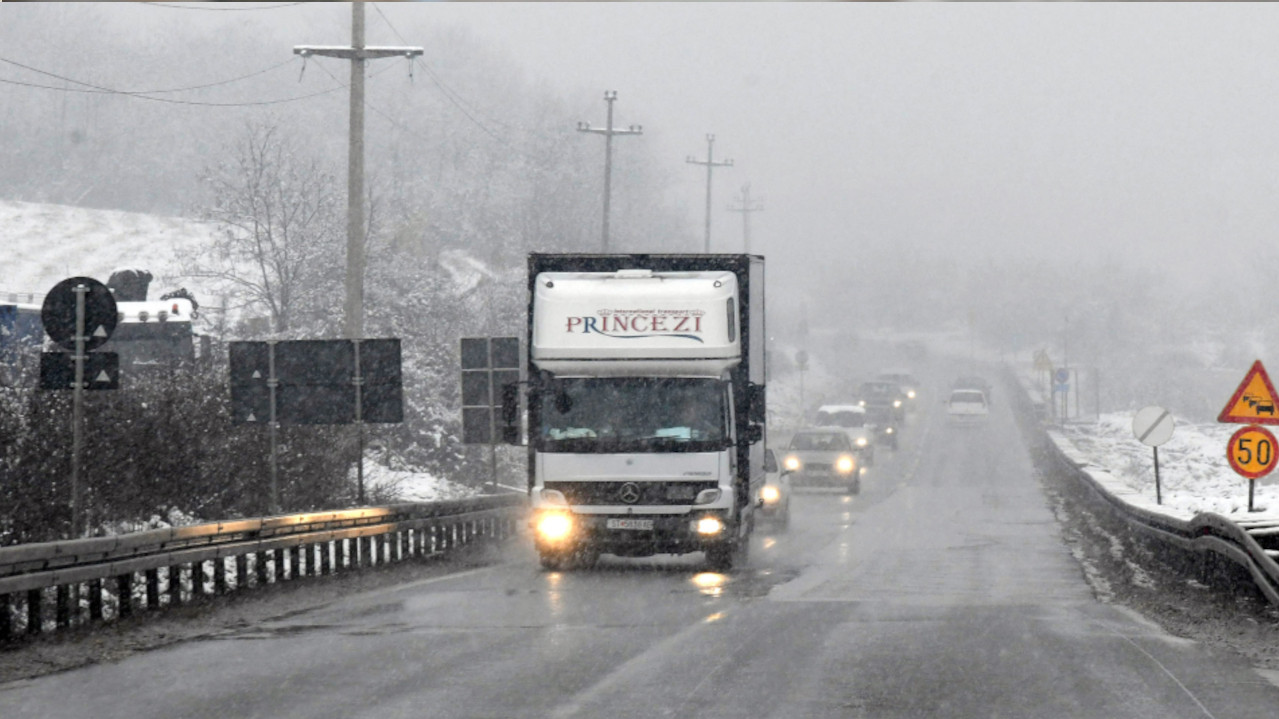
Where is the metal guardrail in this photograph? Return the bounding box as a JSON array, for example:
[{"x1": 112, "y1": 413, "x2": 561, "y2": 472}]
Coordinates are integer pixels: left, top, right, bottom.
[
  {"x1": 1007, "y1": 367, "x2": 1279, "y2": 606},
  {"x1": 0, "y1": 495, "x2": 527, "y2": 643}
]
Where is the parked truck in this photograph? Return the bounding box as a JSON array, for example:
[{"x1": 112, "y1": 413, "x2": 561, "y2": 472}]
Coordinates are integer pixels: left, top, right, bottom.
[{"x1": 506, "y1": 254, "x2": 766, "y2": 570}]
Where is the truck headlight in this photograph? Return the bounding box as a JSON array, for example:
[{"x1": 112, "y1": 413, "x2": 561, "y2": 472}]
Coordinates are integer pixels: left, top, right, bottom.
[
  {"x1": 836, "y1": 455, "x2": 856, "y2": 474},
  {"x1": 760, "y1": 485, "x2": 780, "y2": 504},
  {"x1": 784, "y1": 455, "x2": 801, "y2": 471},
  {"x1": 694, "y1": 488, "x2": 722, "y2": 505},
  {"x1": 536, "y1": 513, "x2": 573, "y2": 542},
  {"x1": 696, "y1": 516, "x2": 725, "y2": 535}
]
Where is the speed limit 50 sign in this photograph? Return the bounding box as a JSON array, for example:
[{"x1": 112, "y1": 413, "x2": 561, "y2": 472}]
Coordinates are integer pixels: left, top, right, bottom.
[{"x1": 1227, "y1": 424, "x2": 1277, "y2": 480}]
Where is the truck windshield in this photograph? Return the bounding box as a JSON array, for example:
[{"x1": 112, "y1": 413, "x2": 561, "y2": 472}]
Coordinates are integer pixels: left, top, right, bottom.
[{"x1": 538, "y1": 377, "x2": 729, "y2": 453}]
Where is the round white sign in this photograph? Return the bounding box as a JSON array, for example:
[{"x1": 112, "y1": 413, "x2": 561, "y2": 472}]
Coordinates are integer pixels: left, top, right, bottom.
[{"x1": 1132, "y1": 405, "x2": 1175, "y2": 447}]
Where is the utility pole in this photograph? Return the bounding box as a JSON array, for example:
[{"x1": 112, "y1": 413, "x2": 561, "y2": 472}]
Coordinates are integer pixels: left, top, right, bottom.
[
  {"x1": 686, "y1": 134, "x2": 733, "y2": 253},
  {"x1": 294, "y1": 4, "x2": 422, "y2": 340},
  {"x1": 577, "y1": 91, "x2": 642, "y2": 252},
  {"x1": 726, "y1": 183, "x2": 763, "y2": 253}
]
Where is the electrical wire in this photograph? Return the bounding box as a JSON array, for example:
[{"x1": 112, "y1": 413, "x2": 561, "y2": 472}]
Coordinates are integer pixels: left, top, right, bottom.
[
  {"x1": 139, "y1": 2, "x2": 307, "y2": 11},
  {"x1": 0, "y1": 57, "x2": 296, "y2": 96}
]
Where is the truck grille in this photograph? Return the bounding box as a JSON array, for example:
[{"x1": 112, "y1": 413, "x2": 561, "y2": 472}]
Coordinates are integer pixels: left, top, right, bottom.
[{"x1": 544, "y1": 481, "x2": 718, "y2": 506}]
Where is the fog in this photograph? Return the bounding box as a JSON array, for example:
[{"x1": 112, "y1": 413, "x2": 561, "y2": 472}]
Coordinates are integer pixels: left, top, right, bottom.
[{"x1": 4, "y1": 3, "x2": 1279, "y2": 417}]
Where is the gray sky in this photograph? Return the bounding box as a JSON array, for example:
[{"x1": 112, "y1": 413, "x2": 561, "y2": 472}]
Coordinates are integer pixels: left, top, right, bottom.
[{"x1": 409, "y1": 2, "x2": 1279, "y2": 285}]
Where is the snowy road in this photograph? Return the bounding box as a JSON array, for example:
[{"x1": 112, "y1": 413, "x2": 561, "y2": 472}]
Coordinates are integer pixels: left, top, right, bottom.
[{"x1": 4, "y1": 390, "x2": 1279, "y2": 718}]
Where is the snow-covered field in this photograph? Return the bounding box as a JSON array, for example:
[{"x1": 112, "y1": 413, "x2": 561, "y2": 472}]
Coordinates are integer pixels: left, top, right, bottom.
[
  {"x1": 0, "y1": 199, "x2": 218, "y2": 304},
  {"x1": 1058, "y1": 412, "x2": 1278, "y2": 521}
]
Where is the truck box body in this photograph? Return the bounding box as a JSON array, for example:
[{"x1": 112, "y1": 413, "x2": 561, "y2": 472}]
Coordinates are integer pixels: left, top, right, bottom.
[{"x1": 522, "y1": 254, "x2": 765, "y2": 570}]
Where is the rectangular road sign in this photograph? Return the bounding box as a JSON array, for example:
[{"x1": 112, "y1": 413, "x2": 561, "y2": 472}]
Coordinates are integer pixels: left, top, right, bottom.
[{"x1": 39, "y1": 352, "x2": 119, "y2": 390}]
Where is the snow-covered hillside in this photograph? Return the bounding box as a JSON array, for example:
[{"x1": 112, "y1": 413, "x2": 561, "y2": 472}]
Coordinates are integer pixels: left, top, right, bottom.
[{"x1": 0, "y1": 199, "x2": 219, "y2": 304}]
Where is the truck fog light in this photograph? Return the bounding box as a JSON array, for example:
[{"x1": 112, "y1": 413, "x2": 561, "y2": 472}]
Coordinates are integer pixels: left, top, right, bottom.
[
  {"x1": 537, "y1": 513, "x2": 573, "y2": 542},
  {"x1": 696, "y1": 516, "x2": 724, "y2": 535},
  {"x1": 539, "y1": 489, "x2": 568, "y2": 506},
  {"x1": 760, "y1": 486, "x2": 780, "y2": 504},
  {"x1": 693, "y1": 488, "x2": 722, "y2": 505},
  {"x1": 836, "y1": 455, "x2": 855, "y2": 474}
]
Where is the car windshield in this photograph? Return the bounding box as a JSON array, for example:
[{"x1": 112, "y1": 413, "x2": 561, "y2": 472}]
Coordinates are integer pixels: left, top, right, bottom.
[
  {"x1": 538, "y1": 376, "x2": 729, "y2": 452},
  {"x1": 788, "y1": 432, "x2": 850, "y2": 451},
  {"x1": 815, "y1": 408, "x2": 865, "y2": 427},
  {"x1": 951, "y1": 390, "x2": 986, "y2": 404}
]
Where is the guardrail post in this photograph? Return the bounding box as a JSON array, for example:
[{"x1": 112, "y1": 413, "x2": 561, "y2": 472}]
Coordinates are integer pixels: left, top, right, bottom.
[
  {"x1": 382, "y1": 533, "x2": 392, "y2": 564},
  {"x1": 116, "y1": 574, "x2": 132, "y2": 619},
  {"x1": 27, "y1": 588, "x2": 42, "y2": 634},
  {"x1": 236, "y1": 554, "x2": 248, "y2": 590},
  {"x1": 214, "y1": 559, "x2": 228, "y2": 594},
  {"x1": 146, "y1": 569, "x2": 160, "y2": 609},
  {"x1": 169, "y1": 566, "x2": 182, "y2": 607},
  {"x1": 56, "y1": 585, "x2": 70, "y2": 628},
  {"x1": 89, "y1": 579, "x2": 103, "y2": 621}
]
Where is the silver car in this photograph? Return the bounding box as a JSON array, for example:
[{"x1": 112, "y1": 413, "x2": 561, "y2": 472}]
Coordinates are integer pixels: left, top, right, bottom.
[{"x1": 781, "y1": 429, "x2": 863, "y2": 494}]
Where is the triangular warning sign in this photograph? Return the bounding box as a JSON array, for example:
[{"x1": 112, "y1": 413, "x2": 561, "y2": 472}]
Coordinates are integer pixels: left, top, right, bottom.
[
  {"x1": 1218, "y1": 360, "x2": 1279, "y2": 425},
  {"x1": 252, "y1": 370, "x2": 262, "y2": 379},
  {"x1": 246, "y1": 412, "x2": 258, "y2": 422},
  {"x1": 92, "y1": 325, "x2": 109, "y2": 338},
  {"x1": 94, "y1": 370, "x2": 111, "y2": 383}
]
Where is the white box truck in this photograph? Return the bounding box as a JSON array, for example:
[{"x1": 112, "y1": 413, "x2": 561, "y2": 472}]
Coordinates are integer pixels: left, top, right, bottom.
[{"x1": 505, "y1": 254, "x2": 766, "y2": 570}]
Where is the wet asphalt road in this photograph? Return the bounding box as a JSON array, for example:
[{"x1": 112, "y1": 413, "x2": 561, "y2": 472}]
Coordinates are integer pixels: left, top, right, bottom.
[{"x1": 4, "y1": 381, "x2": 1279, "y2": 718}]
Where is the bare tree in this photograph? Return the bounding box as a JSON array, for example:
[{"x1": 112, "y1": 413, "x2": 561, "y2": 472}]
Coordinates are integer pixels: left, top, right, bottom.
[{"x1": 182, "y1": 120, "x2": 343, "y2": 336}]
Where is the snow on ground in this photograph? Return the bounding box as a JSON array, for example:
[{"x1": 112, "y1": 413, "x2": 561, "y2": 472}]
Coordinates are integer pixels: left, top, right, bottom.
[
  {"x1": 1057, "y1": 411, "x2": 1279, "y2": 521},
  {"x1": 0, "y1": 199, "x2": 218, "y2": 303},
  {"x1": 358, "y1": 454, "x2": 480, "y2": 504}
]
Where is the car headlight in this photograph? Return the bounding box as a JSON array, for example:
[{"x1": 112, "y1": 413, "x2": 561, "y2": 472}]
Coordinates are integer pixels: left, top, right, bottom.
[
  {"x1": 858, "y1": 399, "x2": 866, "y2": 407},
  {"x1": 885, "y1": 426, "x2": 894, "y2": 434},
  {"x1": 784, "y1": 456, "x2": 801, "y2": 471},
  {"x1": 536, "y1": 512, "x2": 573, "y2": 542},
  {"x1": 893, "y1": 399, "x2": 902, "y2": 408},
  {"x1": 856, "y1": 436, "x2": 868, "y2": 447},
  {"x1": 694, "y1": 488, "x2": 722, "y2": 505},
  {"x1": 836, "y1": 455, "x2": 855, "y2": 474},
  {"x1": 760, "y1": 485, "x2": 781, "y2": 504},
  {"x1": 907, "y1": 390, "x2": 916, "y2": 399}
]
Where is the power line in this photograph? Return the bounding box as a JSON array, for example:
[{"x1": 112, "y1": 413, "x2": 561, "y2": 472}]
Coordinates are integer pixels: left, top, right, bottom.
[
  {"x1": 0, "y1": 55, "x2": 344, "y2": 107},
  {"x1": 0, "y1": 56, "x2": 295, "y2": 96},
  {"x1": 139, "y1": 2, "x2": 307, "y2": 11}
]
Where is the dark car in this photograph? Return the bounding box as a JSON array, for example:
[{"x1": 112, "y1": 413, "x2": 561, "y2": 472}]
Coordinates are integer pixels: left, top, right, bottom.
[
  {"x1": 858, "y1": 380, "x2": 906, "y2": 423},
  {"x1": 876, "y1": 369, "x2": 920, "y2": 404},
  {"x1": 862, "y1": 404, "x2": 899, "y2": 449}
]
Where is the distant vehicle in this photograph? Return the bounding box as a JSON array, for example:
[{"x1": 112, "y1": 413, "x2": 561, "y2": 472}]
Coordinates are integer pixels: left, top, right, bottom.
[
  {"x1": 813, "y1": 403, "x2": 875, "y2": 466},
  {"x1": 946, "y1": 389, "x2": 990, "y2": 424},
  {"x1": 876, "y1": 368, "x2": 920, "y2": 403},
  {"x1": 952, "y1": 375, "x2": 993, "y2": 404},
  {"x1": 862, "y1": 404, "x2": 899, "y2": 449},
  {"x1": 858, "y1": 380, "x2": 906, "y2": 423},
  {"x1": 782, "y1": 428, "x2": 862, "y2": 494},
  {"x1": 757, "y1": 448, "x2": 791, "y2": 530},
  {"x1": 101, "y1": 269, "x2": 200, "y2": 377},
  {"x1": 0, "y1": 302, "x2": 42, "y2": 387}
]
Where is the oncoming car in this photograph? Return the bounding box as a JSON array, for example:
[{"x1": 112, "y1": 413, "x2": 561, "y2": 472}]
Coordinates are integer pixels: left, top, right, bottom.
[
  {"x1": 946, "y1": 389, "x2": 990, "y2": 424},
  {"x1": 757, "y1": 448, "x2": 791, "y2": 529},
  {"x1": 876, "y1": 369, "x2": 920, "y2": 404},
  {"x1": 782, "y1": 428, "x2": 863, "y2": 494},
  {"x1": 814, "y1": 403, "x2": 875, "y2": 466}
]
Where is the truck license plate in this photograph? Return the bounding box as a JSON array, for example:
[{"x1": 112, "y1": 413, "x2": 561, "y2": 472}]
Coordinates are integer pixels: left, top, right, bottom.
[{"x1": 606, "y1": 518, "x2": 654, "y2": 531}]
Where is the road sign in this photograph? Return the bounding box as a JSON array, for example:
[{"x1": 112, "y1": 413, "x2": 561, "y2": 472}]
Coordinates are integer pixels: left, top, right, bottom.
[
  {"x1": 1218, "y1": 360, "x2": 1279, "y2": 425},
  {"x1": 39, "y1": 352, "x2": 119, "y2": 390},
  {"x1": 459, "y1": 337, "x2": 521, "y2": 444},
  {"x1": 1132, "y1": 405, "x2": 1174, "y2": 447},
  {"x1": 41, "y1": 276, "x2": 118, "y2": 351},
  {"x1": 1227, "y1": 424, "x2": 1277, "y2": 480},
  {"x1": 1033, "y1": 349, "x2": 1053, "y2": 372},
  {"x1": 1054, "y1": 367, "x2": 1070, "y2": 384},
  {"x1": 228, "y1": 339, "x2": 403, "y2": 425}
]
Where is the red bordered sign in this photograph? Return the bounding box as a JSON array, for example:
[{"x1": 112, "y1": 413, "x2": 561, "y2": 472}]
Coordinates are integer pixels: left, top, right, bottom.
[
  {"x1": 1226, "y1": 424, "x2": 1278, "y2": 480},
  {"x1": 1218, "y1": 360, "x2": 1279, "y2": 425}
]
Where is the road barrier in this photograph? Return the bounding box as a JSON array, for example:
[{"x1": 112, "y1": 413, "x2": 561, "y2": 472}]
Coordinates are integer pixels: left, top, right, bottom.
[
  {"x1": 1008, "y1": 367, "x2": 1279, "y2": 606},
  {"x1": 0, "y1": 495, "x2": 526, "y2": 643}
]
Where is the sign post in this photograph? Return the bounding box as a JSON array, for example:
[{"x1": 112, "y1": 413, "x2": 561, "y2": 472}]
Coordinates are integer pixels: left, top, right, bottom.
[
  {"x1": 1132, "y1": 405, "x2": 1175, "y2": 505},
  {"x1": 1226, "y1": 425, "x2": 1275, "y2": 512},
  {"x1": 1217, "y1": 360, "x2": 1279, "y2": 512},
  {"x1": 40, "y1": 277, "x2": 118, "y2": 538}
]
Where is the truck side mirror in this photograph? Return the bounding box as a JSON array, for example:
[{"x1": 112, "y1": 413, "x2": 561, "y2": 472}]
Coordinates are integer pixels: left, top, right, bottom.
[
  {"x1": 747, "y1": 383, "x2": 766, "y2": 424},
  {"x1": 741, "y1": 424, "x2": 763, "y2": 445}
]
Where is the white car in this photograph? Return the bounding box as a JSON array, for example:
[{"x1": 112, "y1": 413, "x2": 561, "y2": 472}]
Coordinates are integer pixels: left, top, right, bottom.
[
  {"x1": 946, "y1": 389, "x2": 990, "y2": 424},
  {"x1": 757, "y1": 448, "x2": 791, "y2": 530},
  {"x1": 813, "y1": 403, "x2": 876, "y2": 466}
]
